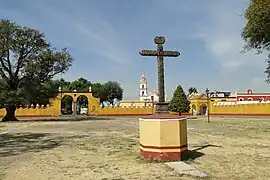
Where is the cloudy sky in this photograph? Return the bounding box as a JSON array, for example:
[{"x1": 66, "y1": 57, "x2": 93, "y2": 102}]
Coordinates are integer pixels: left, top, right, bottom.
[{"x1": 1, "y1": 0, "x2": 269, "y2": 99}]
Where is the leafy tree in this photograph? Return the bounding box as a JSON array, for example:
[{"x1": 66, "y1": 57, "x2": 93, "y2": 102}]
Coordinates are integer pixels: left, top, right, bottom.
[
  {"x1": 188, "y1": 87, "x2": 197, "y2": 95},
  {"x1": 64, "y1": 77, "x2": 91, "y2": 91},
  {"x1": 102, "y1": 81, "x2": 123, "y2": 105},
  {"x1": 30, "y1": 80, "x2": 61, "y2": 106},
  {"x1": 242, "y1": 0, "x2": 270, "y2": 81},
  {"x1": 58, "y1": 78, "x2": 70, "y2": 90},
  {"x1": 91, "y1": 82, "x2": 107, "y2": 103},
  {"x1": 0, "y1": 19, "x2": 73, "y2": 121},
  {"x1": 168, "y1": 85, "x2": 190, "y2": 115}
]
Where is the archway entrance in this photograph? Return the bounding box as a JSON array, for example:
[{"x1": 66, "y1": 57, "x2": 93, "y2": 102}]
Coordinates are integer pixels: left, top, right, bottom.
[
  {"x1": 199, "y1": 104, "x2": 207, "y2": 115},
  {"x1": 61, "y1": 95, "x2": 73, "y2": 115},
  {"x1": 76, "y1": 95, "x2": 89, "y2": 115},
  {"x1": 191, "y1": 104, "x2": 196, "y2": 115}
]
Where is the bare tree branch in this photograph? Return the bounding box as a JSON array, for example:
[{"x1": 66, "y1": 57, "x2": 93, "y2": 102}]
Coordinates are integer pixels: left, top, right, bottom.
[{"x1": 0, "y1": 57, "x2": 12, "y2": 78}]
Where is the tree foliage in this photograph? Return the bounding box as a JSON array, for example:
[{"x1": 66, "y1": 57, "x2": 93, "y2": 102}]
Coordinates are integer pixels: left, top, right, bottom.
[
  {"x1": 91, "y1": 82, "x2": 107, "y2": 102},
  {"x1": 62, "y1": 77, "x2": 91, "y2": 91},
  {"x1": 242, "y1": 0, "x2": 270, "y2": 81},
  {"x1": 188, "y1": 87, "x2": 197, "y2": 95},
  {"x1": 0, "y1": 19, "x2": 73, "y2": 121},
  {"x1": 102, "y1": 81, "x2": 123, "y2": 104},
  {"x1": 168, "y1": 85, "x2": 190, "y2": 114}
]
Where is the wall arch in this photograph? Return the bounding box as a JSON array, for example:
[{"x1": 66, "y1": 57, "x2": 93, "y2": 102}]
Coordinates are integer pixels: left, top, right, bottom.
[
  {"x1": 61, "y1": 95, "x2": 73, "y2": 115},
  {"x1": 76, "y1": 95, "x2": 89, "y2": 115},
  {"x1": 57, "y1": 92, "x2": 100, "y2": 115},
  {"x1": 199, "y1": 104, "x2": 207, "y2": 115}
]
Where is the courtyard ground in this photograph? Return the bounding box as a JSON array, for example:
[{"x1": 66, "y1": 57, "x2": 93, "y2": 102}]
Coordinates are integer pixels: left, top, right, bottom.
[{"x1": 0, "y1": 116, "x2": 269, "y2": 180}]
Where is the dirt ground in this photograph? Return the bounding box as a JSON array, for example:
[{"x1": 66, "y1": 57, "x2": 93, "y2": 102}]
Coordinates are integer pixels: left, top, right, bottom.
[{"x1": 0, "y1": 116, "x2": 270, "y2": 180}]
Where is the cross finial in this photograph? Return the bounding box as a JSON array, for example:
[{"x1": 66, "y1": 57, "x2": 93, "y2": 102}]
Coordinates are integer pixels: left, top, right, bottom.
[{"x1": 154, "y1": 36, "x2": 165, "y2": 44}]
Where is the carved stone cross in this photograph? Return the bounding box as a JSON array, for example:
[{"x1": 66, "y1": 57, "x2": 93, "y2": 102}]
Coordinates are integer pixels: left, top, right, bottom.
[{"x1": 139, "y1": 36, "x2": 180, "y2": 114}]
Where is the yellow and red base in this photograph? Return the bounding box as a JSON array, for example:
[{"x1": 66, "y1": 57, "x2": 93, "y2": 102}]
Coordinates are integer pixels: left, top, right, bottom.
[{"x1": 139, "y1": 114, "x2": 188, "y2": 161}]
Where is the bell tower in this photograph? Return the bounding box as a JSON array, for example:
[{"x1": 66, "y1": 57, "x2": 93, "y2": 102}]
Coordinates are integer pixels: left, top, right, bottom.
[{"x1": 139, "y1": 72, "x2": 148, "y2": 100}]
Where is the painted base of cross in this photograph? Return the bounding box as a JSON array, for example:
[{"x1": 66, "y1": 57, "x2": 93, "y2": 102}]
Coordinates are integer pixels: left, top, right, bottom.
[{"x1": 139, "y1": 114, "x2": 188, "y2": 161}]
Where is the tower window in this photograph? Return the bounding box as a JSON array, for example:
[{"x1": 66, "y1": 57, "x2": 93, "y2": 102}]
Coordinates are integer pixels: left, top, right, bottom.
[
  {"x1": 142, "y1": 85, "x2": 144, "y2": 89},
  {"x1": 142, "y1": 91, "x2": 145, "y2": 96}
]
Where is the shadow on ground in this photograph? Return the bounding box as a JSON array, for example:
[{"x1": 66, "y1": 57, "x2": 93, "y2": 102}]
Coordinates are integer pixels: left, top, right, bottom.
[
  {"x1": 186, "y1": 144, "x2": 222, "y2": 160},
  {"x1": 21, "y1": 116, "x2": 112, "y2": 122},
  {"x1": 0, "y1": 116, "x2": 114, "y2": 123},
  {"x1": 0, "y1": 133, "x2": 88, "y2": 157}
]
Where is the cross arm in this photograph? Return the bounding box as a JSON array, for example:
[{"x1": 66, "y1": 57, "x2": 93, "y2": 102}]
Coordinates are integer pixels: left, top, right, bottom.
[
  {"x1": 139, "y1": 50, "x2": 158, "y2": 56},
  {"x1": 139, "y1": 50, "x2": 180, "y2": 57},
  {"x1": 161, "y1": 51, "x2": 180, "y2": 57}
]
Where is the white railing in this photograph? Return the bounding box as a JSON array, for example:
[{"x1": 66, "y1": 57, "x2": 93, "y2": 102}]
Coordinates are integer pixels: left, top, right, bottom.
[{"x1": 213, "y1": 100, "x2": 270, "y2": 106}]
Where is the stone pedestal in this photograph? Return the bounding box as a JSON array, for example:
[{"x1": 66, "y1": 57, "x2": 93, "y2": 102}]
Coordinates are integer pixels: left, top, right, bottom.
[
  {"x1": 139, "y1": 113, "x2": 188, "y2": 161},
  {"x1": 155, "y1": 102, "x2": 169, "y2": 114}
]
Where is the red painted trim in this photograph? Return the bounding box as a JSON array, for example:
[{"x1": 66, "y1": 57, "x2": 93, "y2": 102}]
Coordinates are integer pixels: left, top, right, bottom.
[
  {"x1": 210, "y1": 113, "x2": 270, "y2": 116},
  {"x1": 237, "y1": 93, "x2": 270, "y2": 95},
  {"x1": 95, "y1": 114, "x2": 190, "y2": 117},
  {"x1": 140, "y1": 149, "x2": 188, "y2": 161},
  {"x1": 140, "y1": 144, "x2": 188, "y2": 150},
  {"x1": 144, "y1": 114, "x2": 183, "y2": 119},
  {"x1": 10, "y1": 113, "x2": 190, "y2": 118},
  {"x1": 211, "y1": 97, "x2": 236, "y2": 99},
  {"x1": 15, "y1": 115, "x2": 58, "y2": 117},
  {"x1": 96, "y1": 114, "x2": 153, "y2": 116}
]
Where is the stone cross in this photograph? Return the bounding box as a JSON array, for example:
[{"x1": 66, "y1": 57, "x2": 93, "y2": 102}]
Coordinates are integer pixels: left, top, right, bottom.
[{"x1": 139, "y1": 36, "x2": 180, "y2": 114}]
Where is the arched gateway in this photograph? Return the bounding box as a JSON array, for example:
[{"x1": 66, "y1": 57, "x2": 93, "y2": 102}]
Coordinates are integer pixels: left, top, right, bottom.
[{"x1": 58, "y1": 87, "x2": 100, "y2": 116}]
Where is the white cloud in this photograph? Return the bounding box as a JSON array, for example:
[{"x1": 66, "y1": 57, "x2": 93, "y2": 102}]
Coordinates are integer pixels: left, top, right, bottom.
[
  {"x1": 2, "y1": 0, "x2": 270, "y2": 98},
  {"x1": 3, "y1": 1, "x2": 134, "y2": 65},
  {"x1": 184, "y1": 0, "x2": 270, "y2": 92},
  {"x1": 188, "y1": 0, "x2": 266, "y2": 70}
]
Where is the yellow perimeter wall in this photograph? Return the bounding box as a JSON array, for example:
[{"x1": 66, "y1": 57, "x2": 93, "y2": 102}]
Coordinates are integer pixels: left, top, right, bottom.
[
  {"x1": 0, "y1": 106, "x2": 189, "y2": 117},
  {"x1": 189, "y1": 92, "x2": 270, "y2": 116},
  {"x1": 2, "y1": 102, "x2": 269, "y2": 117},
  {"x1": 209, "y1": 102, "x2": 270, "y2": 116},
  {"x1": 0, "y1": 91, "x2": 269, "y2": 117}
]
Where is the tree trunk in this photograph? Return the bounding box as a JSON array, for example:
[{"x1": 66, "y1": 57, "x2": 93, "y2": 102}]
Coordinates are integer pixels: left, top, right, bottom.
[
  {"x1": 2, "y1": 106, "x2": 18, "y2": 122},
  {"x1": 179, "y1": 112, "x2": 182, "y2": 116}
]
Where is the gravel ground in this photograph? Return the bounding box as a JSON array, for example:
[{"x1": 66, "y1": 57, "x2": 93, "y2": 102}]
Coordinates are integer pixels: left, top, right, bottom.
[
  {"x1": 0, "y1": 116, "x2": 270, "y2": 180},
  {"x1": 0, "y1": 119, "x2": 189, "y2": 180}
]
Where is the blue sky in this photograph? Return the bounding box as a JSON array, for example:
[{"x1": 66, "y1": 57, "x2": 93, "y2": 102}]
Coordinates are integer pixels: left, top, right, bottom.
[{"x1": 1, "y1": 0, "x2": 269, "y2": 99}]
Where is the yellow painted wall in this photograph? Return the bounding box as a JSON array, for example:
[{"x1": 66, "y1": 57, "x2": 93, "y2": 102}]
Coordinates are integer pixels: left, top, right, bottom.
[
  {"x1": 210, "y1": 97, "x2": 237, "y2": 102},
  {"x1": 2, "y1": 91, "x2": 269, "y2": 117},
  {"x1": 95, "y1": 106, "x2": 155, "y2": 116},
  {"x1": 120, "y1": 100, "x2": 154, "y2": 107},
  {"x1": 189, "y1": 93, "x2": 270, "y2": 116},
  {"x1": 0, "y1": 104, "x2": 188, "y2": 117},
  {"x1": 210, "y1": 102, "x2": 270, "y2": 115},
  {"x1": 0, "y1": 105, "x2": 59, "y2": 117}
]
